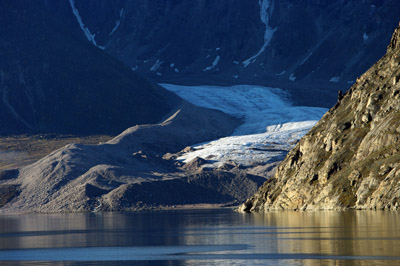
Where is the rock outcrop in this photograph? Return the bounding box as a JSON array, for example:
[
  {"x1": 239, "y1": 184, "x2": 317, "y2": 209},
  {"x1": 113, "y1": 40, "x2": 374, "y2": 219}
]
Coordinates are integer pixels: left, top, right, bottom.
[{"x1": 240, "y1": 22, "x2": 400, "y2": 212}]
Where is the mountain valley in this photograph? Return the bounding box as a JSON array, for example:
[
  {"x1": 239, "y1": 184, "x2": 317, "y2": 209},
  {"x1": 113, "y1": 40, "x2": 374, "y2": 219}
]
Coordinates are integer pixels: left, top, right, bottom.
[{"x1": 1, "y1": 0, "x2": 400, "y2": 213}]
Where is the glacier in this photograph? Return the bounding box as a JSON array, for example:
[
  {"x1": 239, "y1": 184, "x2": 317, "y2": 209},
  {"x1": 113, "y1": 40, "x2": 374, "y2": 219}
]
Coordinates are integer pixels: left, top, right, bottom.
[{"x1": 161, "y1": 84, "x2": 327, "y2": 167}]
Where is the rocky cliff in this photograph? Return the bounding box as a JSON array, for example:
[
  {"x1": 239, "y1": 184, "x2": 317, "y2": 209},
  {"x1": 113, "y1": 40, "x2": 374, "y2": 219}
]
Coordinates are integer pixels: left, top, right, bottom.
[{"x1": 240, "y1": 22, "x2": 400, "y2": 212}]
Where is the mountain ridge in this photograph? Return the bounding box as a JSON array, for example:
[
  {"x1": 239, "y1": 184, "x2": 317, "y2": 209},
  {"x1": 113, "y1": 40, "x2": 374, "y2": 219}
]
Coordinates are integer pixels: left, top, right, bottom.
[
  {"x1": 0, "y1": 0, "x2": 180, "y2": 135},
  {"x1": 60, "y1": 0, "x2": 400, "y2": 107}
]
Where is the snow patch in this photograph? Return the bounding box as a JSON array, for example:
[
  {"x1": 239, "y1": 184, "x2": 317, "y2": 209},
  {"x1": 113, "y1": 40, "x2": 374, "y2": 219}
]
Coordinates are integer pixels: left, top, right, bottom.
[
  {"x1": 69, "y1": 0, "x2": 104, "y2": 50},
  {"x1": 109, "y1": 9, "x2": 124, "y2": 36},
  {"x1": 150, "y1": 59, "x2": 163, "y2": 71},
  {"x1": 242, "y1": 0, "x2": 276, "y2": 67},
  {"x1": 289, "y1": 73, "x2": 296, "y2": 81},
  {"x1": 216, "y1": 47, "x2": 221, "y2": 51},
  {"x1": 300, "y1": 51, "x2": 313, "y2": 65},
  {"x1": 174, "y1": 68, "x2": 179, "y2": 73},
  {"x1": 109, "y1": 20, "x2": 120, "y2": 36},
  {"x1": 233, "y1": 75, "x2": 239, "y2": 79},
  {"x1": 363, "y1": 32, "x2": 369, "y2": 41},
  {"x1": 203, "y1": 56, "x2": 220, "y2": 71},
  {"x1": 329, "y1": 76, "x2": 340, "y2": 83},
  {"x1": 131, "y1": 66, "x2": 138, "y2": 71},
  {"x1": 160, "y1": 84, "x2": 327, "y2": 167},
  {"x1": 170, "y1": 63, "x2": 175, "y2": 68},
  {"x1": 275, "y1": 70, "x2": 286, "y2": 76}
]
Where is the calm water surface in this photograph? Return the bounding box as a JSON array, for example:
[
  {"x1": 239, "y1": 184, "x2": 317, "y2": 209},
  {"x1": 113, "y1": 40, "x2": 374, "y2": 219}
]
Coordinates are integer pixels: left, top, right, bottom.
[{"x1": 0, "y1": 209, "x2": 399, "y2": 265}]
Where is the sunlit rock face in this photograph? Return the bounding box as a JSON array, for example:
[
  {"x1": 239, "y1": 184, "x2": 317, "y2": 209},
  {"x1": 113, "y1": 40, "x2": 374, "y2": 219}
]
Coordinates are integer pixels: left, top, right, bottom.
[
  {"x1": 54, "y1": 0, "x2": 400, "y2": 107},
  {"x1": 240, "y1": 22, "x2": 400, "y2": 212}
]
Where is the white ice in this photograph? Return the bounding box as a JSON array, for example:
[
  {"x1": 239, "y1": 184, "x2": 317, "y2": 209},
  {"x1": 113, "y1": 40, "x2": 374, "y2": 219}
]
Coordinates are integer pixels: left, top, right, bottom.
[
  {"x1": 161, "y1": 84, "x2": 327, "y2": 167},
  {"x1": 242, "y1": 0, "x2": 276, "y2": 68},
  {"x1": 203, "y1": 56, "x2": 220, "y2": 71},
  {"x1": 69, "y1": 0, "x2": 105, "y2": 50},
  {"x1": 289, "y1": 73, "x2": 296, "y2": 81}
]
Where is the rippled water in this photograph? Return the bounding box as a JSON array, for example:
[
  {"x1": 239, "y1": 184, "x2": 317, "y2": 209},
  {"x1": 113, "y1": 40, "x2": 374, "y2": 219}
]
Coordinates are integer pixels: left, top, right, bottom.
[{"x1": 0, "y1": 209, "x2": 399, "y2": 265}]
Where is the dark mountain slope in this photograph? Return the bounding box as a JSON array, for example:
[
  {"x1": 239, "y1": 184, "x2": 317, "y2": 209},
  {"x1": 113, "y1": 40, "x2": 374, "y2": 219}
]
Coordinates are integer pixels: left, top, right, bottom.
[
  {"x1": 0, "y1": 0, "x2": 180, "y2": 135},
  {"x1": 240, "y1": 22, "x2": 400, "y2": 212},
  {"x1": 55, "y1": 0, "x2": 400, "y2": 107}
]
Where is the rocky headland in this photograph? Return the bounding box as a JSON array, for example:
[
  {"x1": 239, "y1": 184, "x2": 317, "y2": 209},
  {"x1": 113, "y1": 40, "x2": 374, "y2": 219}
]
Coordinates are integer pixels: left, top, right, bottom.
[{"x1": 240, "y1": 23, "x2": 400, "y2": 212}]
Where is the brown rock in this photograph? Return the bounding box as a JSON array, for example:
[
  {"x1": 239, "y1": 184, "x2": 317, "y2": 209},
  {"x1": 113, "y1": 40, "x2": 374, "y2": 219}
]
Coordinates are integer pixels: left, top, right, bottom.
[{"x1": 240, "y1": 22, "x2": 400, "y2": 212}]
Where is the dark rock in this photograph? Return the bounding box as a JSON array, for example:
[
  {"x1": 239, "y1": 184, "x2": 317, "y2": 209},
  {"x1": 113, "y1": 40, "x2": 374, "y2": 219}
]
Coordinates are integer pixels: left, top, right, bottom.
[
  {"x1": 182, "y1": 157, "x2": 208, "y2": 171},
  {"x1": 0, "y1": 185, "x2": 20, "y2": 207},
  {"x1": 0, "y1": 169, "x2": 19, "y2": 181}
]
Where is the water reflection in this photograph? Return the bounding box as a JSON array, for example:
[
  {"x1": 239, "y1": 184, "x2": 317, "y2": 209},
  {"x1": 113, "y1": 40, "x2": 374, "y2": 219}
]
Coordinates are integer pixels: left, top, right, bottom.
[{"x1": 0, "y1": 210, "x2": 399, "y2": 266}]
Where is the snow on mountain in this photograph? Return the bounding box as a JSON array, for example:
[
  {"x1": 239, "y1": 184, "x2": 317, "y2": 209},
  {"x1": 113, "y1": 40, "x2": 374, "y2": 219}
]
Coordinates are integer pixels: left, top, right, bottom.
[
  {"x1": 109, "y1": 8, "x2": 124, "y2": 36},
  {"x1": 242, "y1": 0, "x2": 276, "y2": 68},
  {"x1": 203, "y1": 56, "x2": 221, "y2": 71},
  {"x1": 150, "y1": 59, "x2": 164, "y2": 72},
  {"x1": 69, "y1": 0, "x2": 104, "y2": 50},
  {"x1": 161, "y1": 84, "x2": 327, "y2": 167},
  {"x1": 56, "y1": 1, "x2": 400, "y2": 108}
]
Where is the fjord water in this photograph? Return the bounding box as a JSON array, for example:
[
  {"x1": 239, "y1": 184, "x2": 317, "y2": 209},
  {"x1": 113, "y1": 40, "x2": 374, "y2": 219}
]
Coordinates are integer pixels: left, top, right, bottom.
[{"x1": 0, "y1": 209, "x2": 399, "y2": 266}]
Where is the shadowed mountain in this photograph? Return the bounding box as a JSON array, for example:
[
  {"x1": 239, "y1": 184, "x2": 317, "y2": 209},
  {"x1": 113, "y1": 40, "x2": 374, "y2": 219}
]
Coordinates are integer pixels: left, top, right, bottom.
[
  {"x1": 49, "y1": 0, "x2": 400, "y2": 107},
  {"x1": 0, "y1": 0, "x2": 180, "y2": 135}
]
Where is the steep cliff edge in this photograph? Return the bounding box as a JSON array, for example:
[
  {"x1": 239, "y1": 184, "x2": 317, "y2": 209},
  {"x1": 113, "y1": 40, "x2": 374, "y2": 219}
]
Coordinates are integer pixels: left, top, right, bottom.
[{"x1": 240, "y1": 22, "x2": 400, "y2": 212}]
